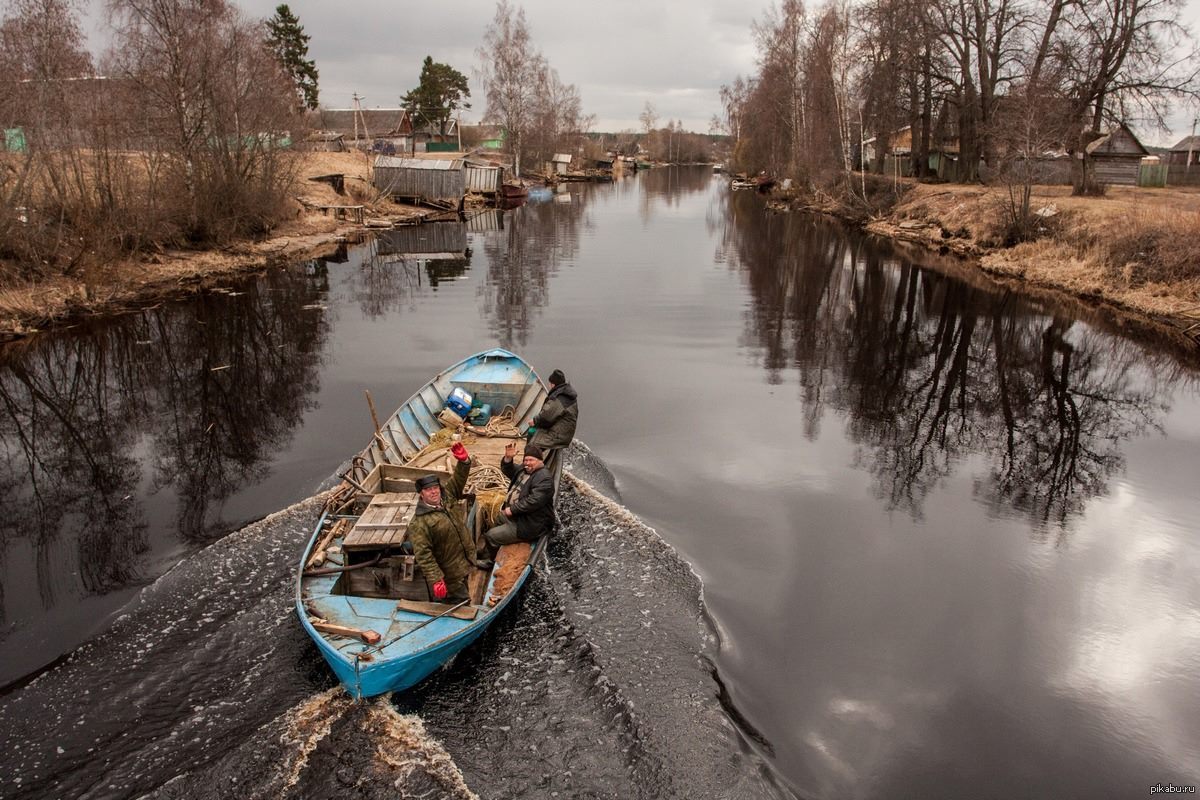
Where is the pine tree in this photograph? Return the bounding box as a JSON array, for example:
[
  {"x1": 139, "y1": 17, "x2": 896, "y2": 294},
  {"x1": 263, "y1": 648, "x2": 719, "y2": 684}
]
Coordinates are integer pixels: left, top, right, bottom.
[
  {"x1": 402, "y1": 56, "x2": 471, "y2": 137},
  {"x1": 265, "y1": 4, "x2": 318, "y2": 110}
]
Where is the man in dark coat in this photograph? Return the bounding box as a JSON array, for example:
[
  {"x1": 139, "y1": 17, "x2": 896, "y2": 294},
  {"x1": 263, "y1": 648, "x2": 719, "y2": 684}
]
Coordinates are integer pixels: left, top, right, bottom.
[
  {"x1": 528, "y1": 369, "x2": 578, "y2": 451},
  {"x1": 407, "y1": 442, "x2": 473, "y2": 603},
  {"x1": 478, "y1": 441, "x2": 555, "y2": 566}
]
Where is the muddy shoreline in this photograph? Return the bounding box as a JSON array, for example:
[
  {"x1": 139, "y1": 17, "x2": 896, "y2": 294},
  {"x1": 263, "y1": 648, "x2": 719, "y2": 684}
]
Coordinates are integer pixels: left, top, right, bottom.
[{"x1": 770, "y1": 181, "x2": 1200, "y2": 351}]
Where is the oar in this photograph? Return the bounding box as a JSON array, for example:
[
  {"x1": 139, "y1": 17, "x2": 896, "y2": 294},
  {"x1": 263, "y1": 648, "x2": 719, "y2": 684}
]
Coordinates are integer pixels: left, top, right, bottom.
[{"x1": 365, "y1": 599, "x2": 471, "y2": 653}]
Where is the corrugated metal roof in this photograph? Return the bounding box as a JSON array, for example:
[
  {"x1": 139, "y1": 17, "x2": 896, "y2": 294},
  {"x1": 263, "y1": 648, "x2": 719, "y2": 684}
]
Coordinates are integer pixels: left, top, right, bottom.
[
  {"x1": 374, "y1": 156, "x2": 463, "y2": 171},
  {"x1": 552, "y1": 153, "x2": 572, "y2": 163}
]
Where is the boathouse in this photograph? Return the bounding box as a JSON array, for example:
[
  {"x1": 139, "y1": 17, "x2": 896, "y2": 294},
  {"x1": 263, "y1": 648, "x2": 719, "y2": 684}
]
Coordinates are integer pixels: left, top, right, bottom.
[
  {"x1": 373, "y1": 156, "x2": 464, "y2": 208},
  {"x1": 463, "y1": 159, "x2": 504, "y2": 195}
]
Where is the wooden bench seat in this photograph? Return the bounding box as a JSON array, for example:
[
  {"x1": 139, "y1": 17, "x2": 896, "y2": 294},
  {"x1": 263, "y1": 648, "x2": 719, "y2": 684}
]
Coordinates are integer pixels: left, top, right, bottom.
[{"x1": 343, "y1": 492, "x2": 417, "y2": 550}]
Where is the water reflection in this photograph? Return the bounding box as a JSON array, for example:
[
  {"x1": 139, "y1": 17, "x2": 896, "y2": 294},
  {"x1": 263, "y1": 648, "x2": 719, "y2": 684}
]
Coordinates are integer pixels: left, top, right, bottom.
[
  {"x1": 638, "y1": 166, "x2": 714, "y2": 221},
  {"x1": 349, "y1": 224, "x2": 473, "y2": 317},
  {"x1": 480, "y1": 190, "x2": 589, "y2": 348},
  {"x1": 723, "y1": 192, "x2": 1183, "y2": 526},
  {"x1": 0, "y1": 269, "x2": 329, "y2": 684}
]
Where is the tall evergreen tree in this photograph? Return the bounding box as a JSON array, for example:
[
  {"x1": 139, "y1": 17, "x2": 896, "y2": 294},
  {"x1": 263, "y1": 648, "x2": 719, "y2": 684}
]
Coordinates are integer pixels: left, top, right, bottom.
[
  {"x1": 402, "y1": 56, "x2": 471, "y2": 137},
  {"x1": 265, "y1": 4, "x2": 318, "y2": 110}
]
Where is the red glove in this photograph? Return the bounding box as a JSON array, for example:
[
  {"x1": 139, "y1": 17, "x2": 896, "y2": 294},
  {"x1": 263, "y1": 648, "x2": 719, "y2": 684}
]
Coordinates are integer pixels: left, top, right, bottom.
[
  {"x1": 450, "y1": 442, "x2": 469, "y2": 462},
  {"x1": 432, "y1": 580, "x2": 447, "y2": 600}
]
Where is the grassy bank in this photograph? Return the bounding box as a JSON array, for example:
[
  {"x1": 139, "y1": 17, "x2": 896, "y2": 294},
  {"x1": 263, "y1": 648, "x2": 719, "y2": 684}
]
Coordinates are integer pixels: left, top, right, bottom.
[
  {"x1": 0, "y1": 152, "x2": 426, "y2": 340},
  {"x1": 786, "y1": 179, "x2": 1200, "y2": 346}
]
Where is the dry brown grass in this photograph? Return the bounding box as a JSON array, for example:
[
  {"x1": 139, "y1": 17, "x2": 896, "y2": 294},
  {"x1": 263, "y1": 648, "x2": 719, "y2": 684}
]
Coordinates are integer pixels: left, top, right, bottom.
[
  {"x1": 0, "y1": 150, "x2": 429, "y2": 337},
  {"x1": 887, "y1": 182, "x2": 1200, "y2": 324}
]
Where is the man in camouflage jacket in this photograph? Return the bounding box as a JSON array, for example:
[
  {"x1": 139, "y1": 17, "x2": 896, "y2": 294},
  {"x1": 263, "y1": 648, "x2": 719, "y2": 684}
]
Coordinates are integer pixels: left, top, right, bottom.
[{"x1": 408, "y1": 442, "x2": 473, "y2": 603}]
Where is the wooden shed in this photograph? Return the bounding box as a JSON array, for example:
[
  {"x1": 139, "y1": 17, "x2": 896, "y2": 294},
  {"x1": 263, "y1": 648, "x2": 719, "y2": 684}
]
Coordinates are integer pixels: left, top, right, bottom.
[
  {"x1": 301, "y1": 131, "x2": 346, "y2": 152},
  {"x1": 463, "y1": 160, "x2": 503, "y2": 195},
  {"x1": 551, "y1": 153, "x2": 572, "y2": 175},
  {"x1": 373, "y1": 156, "x2": 464, "y2": 207},
  {"x1": 1085, "y1": 123, "x2": 1148, "y2": 186}
]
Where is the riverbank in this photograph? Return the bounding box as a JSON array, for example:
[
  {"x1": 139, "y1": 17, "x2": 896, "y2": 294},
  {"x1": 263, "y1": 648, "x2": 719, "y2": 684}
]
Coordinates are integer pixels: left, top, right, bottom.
[
  {"x1": 784, "y1": 180, "x2": 1200, "y2": 346},
  {"x1": 0, "y1": 151, "x2": 428, "y2": 341}
]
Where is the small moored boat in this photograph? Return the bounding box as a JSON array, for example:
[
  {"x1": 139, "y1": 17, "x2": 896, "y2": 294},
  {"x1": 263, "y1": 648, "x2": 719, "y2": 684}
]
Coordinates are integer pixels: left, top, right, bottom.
[
  {"x1": 500, "y1": 182, "x2": 529, "y2": 199},
  {"x1": 295, "y1": 349, "x2": 561, "y2": 698}
]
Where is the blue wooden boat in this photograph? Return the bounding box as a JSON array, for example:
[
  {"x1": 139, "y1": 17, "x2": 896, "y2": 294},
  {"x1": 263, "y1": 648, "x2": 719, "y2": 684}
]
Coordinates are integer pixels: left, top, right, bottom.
[{"x1": 295, "y1": 349, "x2": 561, "y2": 698}]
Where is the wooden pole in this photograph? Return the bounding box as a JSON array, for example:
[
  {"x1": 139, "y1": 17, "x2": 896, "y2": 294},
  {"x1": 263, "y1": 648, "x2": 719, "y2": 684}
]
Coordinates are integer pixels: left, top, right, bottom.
[{"x1": 365, "y1": 389, "x2": 382, "y2": 433}]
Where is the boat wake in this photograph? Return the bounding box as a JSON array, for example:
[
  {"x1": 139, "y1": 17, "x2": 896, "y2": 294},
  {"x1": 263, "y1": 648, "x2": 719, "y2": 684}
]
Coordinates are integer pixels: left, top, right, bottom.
[
  {"x1": 149, "y1": 690, "x2": 477, "y2": 800},
  {"x1": 0, "y1": 442, "x2": 789, "y2": 800},
  {"x1": 392, "y1": 443, "x2": 789, "y2": 799}
]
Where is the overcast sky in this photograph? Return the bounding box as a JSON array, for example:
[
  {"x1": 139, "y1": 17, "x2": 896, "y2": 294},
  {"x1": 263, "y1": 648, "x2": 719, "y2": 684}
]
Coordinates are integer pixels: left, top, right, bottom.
[{"x1": 83, "y1": 0, "x2": 1200, "y2": 145}]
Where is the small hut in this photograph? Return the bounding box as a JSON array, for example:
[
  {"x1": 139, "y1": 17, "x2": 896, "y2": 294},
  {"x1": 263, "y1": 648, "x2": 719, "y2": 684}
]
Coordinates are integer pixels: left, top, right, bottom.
[
  {"x1": 301, "y1": 131, "x2": 346, "y2": 152},
  {"x1": 551, "y1": 153, "x2": 572, "y2": 175},
  {"x1": 1085, "y1": 123, "x2": 1149, "y2": 186}
]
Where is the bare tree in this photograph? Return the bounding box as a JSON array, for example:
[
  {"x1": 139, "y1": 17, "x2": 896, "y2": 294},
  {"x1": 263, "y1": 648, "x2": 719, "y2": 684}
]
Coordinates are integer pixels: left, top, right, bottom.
[
  {"x1": 0, "y1": 0, "x2": 94, "y2": 275},
  {"x1": 638, "y1": 100, "x2": 658, "y2": 135},
  {"x1": 475, "y1": 0, "x2": 547, "y2": 177},
  {"x1": 105, "y1": 0, "x2": 300, "y2": 240},
  {"x1": 526, "y1": 65, "x2": 589, "y2": 172}
]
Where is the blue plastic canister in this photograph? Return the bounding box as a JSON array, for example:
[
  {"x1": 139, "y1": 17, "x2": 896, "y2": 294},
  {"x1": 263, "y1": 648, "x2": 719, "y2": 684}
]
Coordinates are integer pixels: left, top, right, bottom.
[
  {"x1": 468, "y1": 404, "x2": 492, "y2": 426},
  {"x1": 445, "y1": 387, "x2": 473, "y2": 418}
]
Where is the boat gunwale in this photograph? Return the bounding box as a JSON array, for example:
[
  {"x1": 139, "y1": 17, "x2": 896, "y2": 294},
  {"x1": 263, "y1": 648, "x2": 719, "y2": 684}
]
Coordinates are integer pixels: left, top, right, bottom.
[{"x1": 295, "y1": 349, "x2": 552, "y2": 695}]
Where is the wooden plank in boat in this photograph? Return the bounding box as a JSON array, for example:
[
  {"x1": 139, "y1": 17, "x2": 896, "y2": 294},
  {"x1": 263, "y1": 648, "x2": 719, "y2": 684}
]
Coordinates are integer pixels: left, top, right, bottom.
[
  {"x1": 344, "y1": 493, "x2": 417, "y2": 550},
  {"x1": 468, "y1": 563, "x2": 490, "y2": 605},
  {"x1": 394, "y1": 599, "x2": 478, "y2": 620},
  {"x1": 311, "y1": 620, "x2": 382, "y2": 644}
]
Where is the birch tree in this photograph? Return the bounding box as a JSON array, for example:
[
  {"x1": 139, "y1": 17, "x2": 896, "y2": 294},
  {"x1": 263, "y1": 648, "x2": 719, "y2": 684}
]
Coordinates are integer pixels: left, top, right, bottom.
[{"x1": 476, "y1": 0, "x2": 546, "y2": 176}]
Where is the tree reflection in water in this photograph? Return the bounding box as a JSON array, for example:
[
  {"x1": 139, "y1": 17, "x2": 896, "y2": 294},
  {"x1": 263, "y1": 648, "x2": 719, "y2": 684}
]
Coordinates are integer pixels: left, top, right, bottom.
[
  {"x1": 721, "y1": 191, "x2": 1182, "y2": 527},
  {"x1": 481, "y1": 194, "x2": 588, "y2": 349},
  {"x1": 637, "y1": 165, "x2": 714, "y2": 222},
  {"x1": 0, "y1": 267, "x2": 328, "y2": 668}
]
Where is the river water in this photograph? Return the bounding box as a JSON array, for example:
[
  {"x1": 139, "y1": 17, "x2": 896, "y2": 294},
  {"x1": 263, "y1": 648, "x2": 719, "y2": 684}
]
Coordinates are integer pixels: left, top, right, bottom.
[{"x1": 1, "y1": 167, "x2": 1199, "y2": 798}]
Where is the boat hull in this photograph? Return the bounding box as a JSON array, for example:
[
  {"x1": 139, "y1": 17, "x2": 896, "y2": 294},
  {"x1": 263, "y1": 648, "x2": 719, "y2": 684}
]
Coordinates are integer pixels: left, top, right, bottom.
[{"x1": 296, "y1": 349, "x2": 556, "y2": 698}]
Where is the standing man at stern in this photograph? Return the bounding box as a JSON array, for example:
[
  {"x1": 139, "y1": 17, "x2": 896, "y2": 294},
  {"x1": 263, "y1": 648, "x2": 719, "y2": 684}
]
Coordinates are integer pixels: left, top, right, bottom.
[
  {"x1": 528, "y1": 369, "x2": 579, "y2": 452},
  {"x1": 408, "y1": 442, "x2": 474, "y2": 604},
  {"x1": 477, "y1": 442, "x2": 555, "y2": 567}
]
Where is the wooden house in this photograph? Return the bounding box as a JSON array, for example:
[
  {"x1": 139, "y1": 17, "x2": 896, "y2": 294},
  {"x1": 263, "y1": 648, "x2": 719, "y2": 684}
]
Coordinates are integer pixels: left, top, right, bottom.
[
  {"x1": 1084, "y1": 123, "x2": 1148, "y2": 186},
  {"x1": 1167, "y1": 135, "x2": 1200, "y2": 168},
  {"x1": 313, "y1": 108, "x2": 413, "y2": 152}
]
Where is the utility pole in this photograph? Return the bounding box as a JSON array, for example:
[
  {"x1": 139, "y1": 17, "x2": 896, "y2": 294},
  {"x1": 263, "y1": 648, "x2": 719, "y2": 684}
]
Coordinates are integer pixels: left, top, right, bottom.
[
  {"x1": 352, "y1": 93, "x2": 370, "y2": 148},
  {"x1": 1188, "y1": 116, "x2": 1198, "y2": 174}
]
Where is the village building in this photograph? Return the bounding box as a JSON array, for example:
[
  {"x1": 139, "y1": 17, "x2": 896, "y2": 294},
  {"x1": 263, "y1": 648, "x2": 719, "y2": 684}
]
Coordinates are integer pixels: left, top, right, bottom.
[
  {"x1": 550, "y1": 153, "x2": 572, "y2": 175},
  {"x1": 311, "y1": 107, "x2": 412, "y2": 153},
  {"x1": 1167, "y1": 134, "x2": 1200, "y2": 168},
  {"x1": 1084, "y1": 123, "x2": 1149, "y2": 186}
]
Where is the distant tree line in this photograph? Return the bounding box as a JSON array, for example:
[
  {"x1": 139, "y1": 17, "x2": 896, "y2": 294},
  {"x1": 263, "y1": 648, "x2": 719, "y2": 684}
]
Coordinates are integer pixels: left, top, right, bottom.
[
  {"x1": 721, "y1": 0, "x2": 1199, "y2": 195},
  {"x1": 0, "y1": 0, "x2": 311, "y2": 283}
]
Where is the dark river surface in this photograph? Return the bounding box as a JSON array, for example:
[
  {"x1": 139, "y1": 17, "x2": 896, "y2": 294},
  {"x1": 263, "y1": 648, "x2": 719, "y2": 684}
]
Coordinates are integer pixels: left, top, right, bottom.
[{"x1": 2, "y1": 166, "x2": 1199, "y2": 799}]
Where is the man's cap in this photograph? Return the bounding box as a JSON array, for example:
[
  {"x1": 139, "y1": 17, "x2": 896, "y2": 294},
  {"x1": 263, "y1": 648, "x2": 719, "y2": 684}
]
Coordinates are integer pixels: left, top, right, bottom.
[
  {"x1": 415, "y1": 474, "x2": 440, "y2": 491},
  {"x1": 523, "y1": 443, "x2": 544, "y2": 460},
  {"x1": 548, "y1": 369, "x2": 566, "y2": 385}
]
